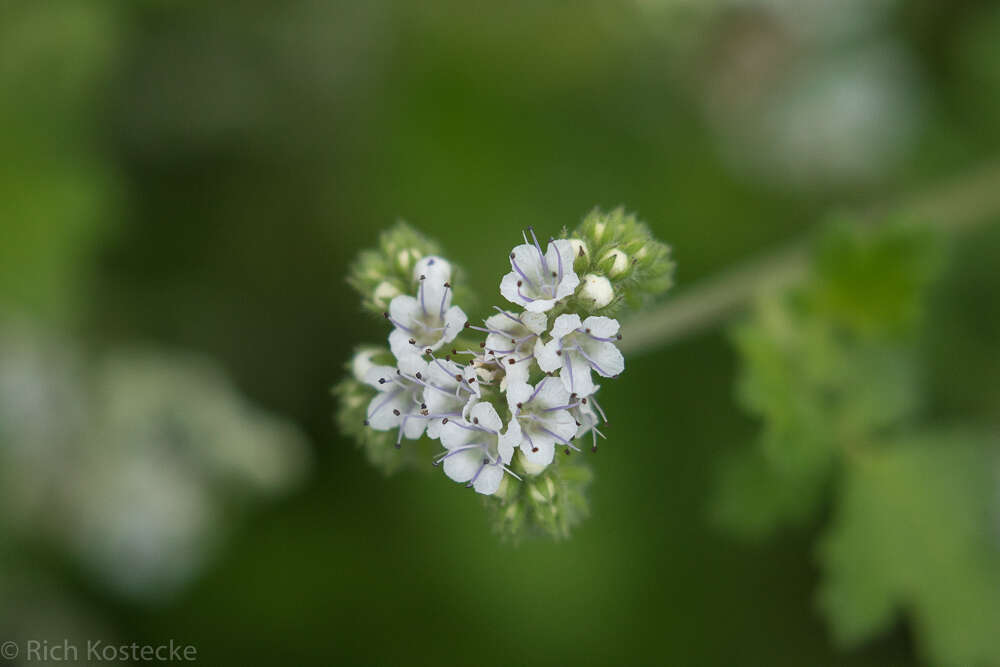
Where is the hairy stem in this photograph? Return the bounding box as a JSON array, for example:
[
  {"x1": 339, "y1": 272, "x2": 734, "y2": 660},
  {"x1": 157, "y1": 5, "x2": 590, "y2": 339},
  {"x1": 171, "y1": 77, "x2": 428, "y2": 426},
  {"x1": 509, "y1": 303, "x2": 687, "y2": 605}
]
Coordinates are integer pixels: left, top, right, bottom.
[{"x1": 621, "y1": 160, "x2": 1000, "y2": 356}]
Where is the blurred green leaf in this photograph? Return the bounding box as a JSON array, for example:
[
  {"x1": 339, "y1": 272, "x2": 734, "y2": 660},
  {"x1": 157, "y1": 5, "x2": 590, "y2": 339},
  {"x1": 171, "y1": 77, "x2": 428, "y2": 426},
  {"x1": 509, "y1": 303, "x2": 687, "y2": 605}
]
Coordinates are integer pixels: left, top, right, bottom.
[{"x1": 818, "y1": 432, "x2": 1000, "y2": 667}]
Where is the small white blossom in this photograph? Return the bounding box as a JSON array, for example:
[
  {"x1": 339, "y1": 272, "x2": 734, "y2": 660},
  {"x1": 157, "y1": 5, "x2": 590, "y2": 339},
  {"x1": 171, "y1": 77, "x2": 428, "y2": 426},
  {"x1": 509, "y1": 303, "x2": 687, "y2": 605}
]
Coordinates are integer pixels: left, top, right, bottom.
[
  {"x1": 385, "y1": 276, "x2": 466, "y2": 361},
  {"x1": 506, "y1": 378, "x2": 579, "y2": 470},
  {"x1": 363, "y1": 355, "x2": 429, "y2": 445},
  {"x1": 473, "y1": 307, "x2": 547, "y2": 388},
  {"x1": 535, "y1": 314, "x2": 624, "y2": 397},
  {"x1": 437, "y1": 401, "x2": 521, "y2": 495},
  {"x1": 421, "y1": 357, "x2": 480, "y2": 439},
  {"x1": 500, "y1": 229, "x2": 579, "y2": 313}
]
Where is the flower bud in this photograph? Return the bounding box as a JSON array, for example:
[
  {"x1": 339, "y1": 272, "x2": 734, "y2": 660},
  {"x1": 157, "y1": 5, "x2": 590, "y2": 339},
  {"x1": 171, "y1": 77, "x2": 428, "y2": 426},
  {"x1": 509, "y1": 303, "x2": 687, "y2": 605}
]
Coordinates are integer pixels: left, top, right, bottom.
[
  {"x1": 578, "y1": 273, "x2": 614, "y2": 309},
  {"x1": 601, "y1": 249, "x2": 629, "y2": 277},
  {"x1": 412, "y1": 255, "x2": 452, "y2": 282},
  {"x1": 372, "y1": 281, "x2": 401, "y2": 308}
]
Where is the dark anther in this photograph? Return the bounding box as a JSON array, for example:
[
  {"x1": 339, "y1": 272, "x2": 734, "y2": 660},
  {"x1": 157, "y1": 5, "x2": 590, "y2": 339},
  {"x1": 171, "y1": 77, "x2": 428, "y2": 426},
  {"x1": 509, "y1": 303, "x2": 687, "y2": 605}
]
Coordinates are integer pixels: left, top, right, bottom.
[
  {"x1": 532, "y1": 447, "x2": 539, "y2": 453},
  {"x1": 556, "y1": 350, "x2": 562, "y2": 356},
  {"x1": 510, "y1": 253, "x2": 515, "y2": 259},
  {"x1": 444, "y1": 282, "x2": 451, "y2": 288},
  {"x1": 363, "y1": 419, "x2": 369, "y2": 426},
  {"x1": 479, "y1": 342, "x2": 486, "y2": 348},
  {"x1": 415, "y1": 372, "x2": 422, "y2": 379},
  {"x1": 392, "y1": 409, "x2": 401, "y2": 416},
  {"x1": 425, "y1": 348, "x2": 433, "y2": 355},
  {"x1": 616, "y1": 334, "x2": 622, "y2": 340},
  {"x1": 578, "y1": 246, "x2": 585, "y2": 257},
  {"x1": 454, "y1": 374, "x2": 463, "y2": 382},
  {"x1": 508, "y1": 358, "x2": 516, "y2": 365},
  {"x1": 585, "y1": 328, "x2": 591, "y2": 333},
  {"x1": 464, "y1": 321, "x2": 471, "y2": 328},
  {"x1": 517, "y1": 280, "x2": 523, "y2": 287},
  {"x1": 442, "y1": 417, "x2": 449, "y2": 424},
  {"x1": 378, "y1": 378, "x2": 386, "y2": 384},
  {"x1": 516, "y1": 402, "x2": 523, "y2": 409},
  {"x1": 419, "y1": 274, "x2": 426, "y2": 280},
  {"x1": 408, "y1": 338, "x2": 416, "y2": 345},
  {"x1": 473, "y1": 417, "x2": 479, "y2": 424}
]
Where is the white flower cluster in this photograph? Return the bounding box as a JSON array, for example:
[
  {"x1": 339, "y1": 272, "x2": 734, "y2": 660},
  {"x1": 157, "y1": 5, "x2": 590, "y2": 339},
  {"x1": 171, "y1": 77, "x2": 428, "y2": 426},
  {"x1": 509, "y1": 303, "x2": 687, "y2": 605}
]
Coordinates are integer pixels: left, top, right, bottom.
[{"x1": 357, "y1": 229, "x2": 623, "y2": 495}]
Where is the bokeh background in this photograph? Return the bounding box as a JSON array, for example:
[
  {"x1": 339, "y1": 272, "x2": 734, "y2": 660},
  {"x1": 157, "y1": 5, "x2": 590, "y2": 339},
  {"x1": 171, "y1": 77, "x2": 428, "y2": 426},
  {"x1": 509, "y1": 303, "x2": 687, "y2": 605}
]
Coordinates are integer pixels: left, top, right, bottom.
[{"x1": 3, "y1": 0, "x2": 1000, "y2": 664}]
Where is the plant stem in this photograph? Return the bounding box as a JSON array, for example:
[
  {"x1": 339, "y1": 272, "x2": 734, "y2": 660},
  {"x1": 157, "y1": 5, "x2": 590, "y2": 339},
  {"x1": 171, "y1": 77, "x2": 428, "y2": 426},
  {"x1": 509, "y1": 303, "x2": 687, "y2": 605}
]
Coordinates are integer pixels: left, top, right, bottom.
[{"x1": 621, "y1": 160, "x2": 1000, "y2": 356}]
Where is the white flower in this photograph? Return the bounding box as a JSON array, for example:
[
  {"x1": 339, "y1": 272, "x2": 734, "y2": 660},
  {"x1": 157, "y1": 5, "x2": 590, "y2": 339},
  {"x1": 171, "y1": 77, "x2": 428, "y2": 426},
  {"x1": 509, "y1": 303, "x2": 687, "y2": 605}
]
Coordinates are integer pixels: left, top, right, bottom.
[
  {"x1": 506, "y1": 378, "x2": 579, "y2": 470},
  {"x1": 476, "y1": 308, "x2": 547, "y2": 388},
  {"x1": 535, "y1": 314, "x2": 624, "y2": 397},
  {"x1": 500, "y1": 229, "x2": 579, "y2": 313},
  {"x1": 385, "y1": 277, "x2": 466, "y2": 361},
  {"x1": 363, "y1": 355, "x2": 429, "y2": 445},
  {"x1": 413, "y1": 255, "x2": 451, "y2": 283},
  {"x1": 420, "y1": 356, "x2": 480, "y2": 439},
  {"x1": 437, "y1": 401, "x2": 521, "y2": 495}
]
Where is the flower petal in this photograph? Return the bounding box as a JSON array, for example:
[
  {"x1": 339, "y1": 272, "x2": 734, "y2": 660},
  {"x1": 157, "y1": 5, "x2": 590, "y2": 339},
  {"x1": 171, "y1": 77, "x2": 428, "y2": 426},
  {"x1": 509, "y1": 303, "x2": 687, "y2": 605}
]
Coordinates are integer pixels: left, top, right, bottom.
[
  {"x1": 500, "y1": 272, "x2": 530, "y2": 309},
  {"x1": 472, "y1": 462, "x2": 504, "y2": 495},
  {"x1": 581, "y1": 315, "x2": 620, "y2": 339},
  {"x1": 363, "y1": 365, "x2": 398, "y2": 391},
  {"x1": 443, "y1": 448, "x2": 481, "y2": 483},
  {"x1": 469, "y1": 401, "x2": 503, "y2": 433},
  {"x1": 520, "y1": 436, "x2": 555, "y2": 466},
  {"x1": 365, "y1": 389, "x2": 408, "y2": 430},
  {"x1": 581, "y1": 340, "x2": 624, "y2": 378},
  {"x1": 550, "y1": 313, "x2": 582, "y2": 339},
  {"x1": 441, "y1": 305, "x2": 467, "y2": 344},
  {"x1": 561, "y1": 351, "x2": 596, "y2": 397},
  {"x1": 533, "y1": 376, "x2": 571, "y2": 408},
  {"x1": 533, "y1": 338, "x2": 561, "y2": 373},
  {"x1": 388, "y1": 295, "x2": 420, "y2": 328},
  {"x1": 389, "y1": 329, "x2": 420, "y2": 362},
  {"x1": 440, "y1": 418, "x2": 476, "y2": 449},
  {"x1": 520, "y1": 311, "x2": 547, "y2": 335},
  {"x1": 505, "y1": 382, "x2": 534, "y2": 412}
]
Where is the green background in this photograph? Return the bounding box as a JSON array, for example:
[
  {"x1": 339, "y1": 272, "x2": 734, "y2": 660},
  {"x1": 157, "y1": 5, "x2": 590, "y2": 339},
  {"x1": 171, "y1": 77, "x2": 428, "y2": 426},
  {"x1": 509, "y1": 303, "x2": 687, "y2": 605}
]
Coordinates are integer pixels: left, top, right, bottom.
[{"x1": 4, "y1": 0, "x2": 1000, "y2": 664}]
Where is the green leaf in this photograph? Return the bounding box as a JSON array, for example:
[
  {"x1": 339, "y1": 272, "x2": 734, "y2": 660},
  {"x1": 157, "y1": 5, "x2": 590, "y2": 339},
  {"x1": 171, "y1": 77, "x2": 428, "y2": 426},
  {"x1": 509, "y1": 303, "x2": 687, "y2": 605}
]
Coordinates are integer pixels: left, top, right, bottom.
[
  {"x1": 810, "y1": 220, "x2": 943, "y2": 339},
  {"x1": 818, "y1": 432, "x2": 1000, "y2": 667}
]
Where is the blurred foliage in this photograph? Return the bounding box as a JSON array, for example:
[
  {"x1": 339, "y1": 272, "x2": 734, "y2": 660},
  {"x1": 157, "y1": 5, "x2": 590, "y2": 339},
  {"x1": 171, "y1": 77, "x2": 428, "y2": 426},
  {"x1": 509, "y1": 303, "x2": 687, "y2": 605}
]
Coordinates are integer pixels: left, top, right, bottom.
[
  {"x1": 715, "y1": 220, "x2": 1000, "y2": 666},
  {"x1": 0, "y1": 0, "x2": 121, "y2": 321},
  {"x1": 819, "y1": 432, "x2": 1000, "y2": 667}
]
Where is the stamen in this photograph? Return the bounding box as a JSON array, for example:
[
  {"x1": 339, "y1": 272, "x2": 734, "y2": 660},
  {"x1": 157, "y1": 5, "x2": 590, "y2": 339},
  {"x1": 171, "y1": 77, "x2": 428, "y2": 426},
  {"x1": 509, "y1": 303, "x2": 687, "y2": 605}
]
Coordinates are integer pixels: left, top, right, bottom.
[
  {"x1": 492, "y1": 307, "x2": 524, "y2": 325},
  {"x1": 439, "y1": 282, "x2": 450, "y2": 318},
  {"x1": 527, "y1": 227, "x2": 549, "y2": 274}
]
